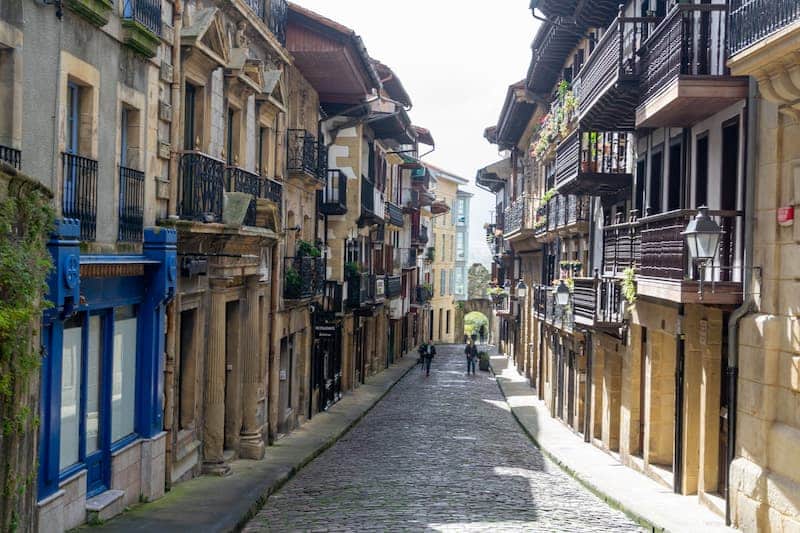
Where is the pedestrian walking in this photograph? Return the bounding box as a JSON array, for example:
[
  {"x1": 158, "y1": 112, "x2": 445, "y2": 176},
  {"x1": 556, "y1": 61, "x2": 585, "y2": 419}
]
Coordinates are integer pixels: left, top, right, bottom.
[
  {"x1": 423, "y1": 340, "x2": 436, "y2": 376},
  {"x1": 417, "y1": 342, "x2": 427, "y2": 371},
  {"x1": 465, "y1": 341, "x2": 477, "y2": 375}
]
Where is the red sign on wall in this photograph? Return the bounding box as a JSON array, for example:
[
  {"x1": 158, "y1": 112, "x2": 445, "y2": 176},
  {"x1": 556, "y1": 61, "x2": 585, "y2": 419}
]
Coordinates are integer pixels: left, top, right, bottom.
[{"x1": 778, "y1": 206, "x2": 794, "y2": 227}]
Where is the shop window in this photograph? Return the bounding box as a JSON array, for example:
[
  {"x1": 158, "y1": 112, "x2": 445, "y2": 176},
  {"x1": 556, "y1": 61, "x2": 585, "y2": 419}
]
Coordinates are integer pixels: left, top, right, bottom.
[
  {"x1": 111, "y1": 306, "x2": 137, "y2": 442},
  {"x1": 60, "y1": 315, "x2": 83, "y2": 470},
  {"x1": 86, "y1": 315, "x2": 102, "y2": 455},
  {"x1": 179, "y1": 308, "x2": 198, "y2": 430}
]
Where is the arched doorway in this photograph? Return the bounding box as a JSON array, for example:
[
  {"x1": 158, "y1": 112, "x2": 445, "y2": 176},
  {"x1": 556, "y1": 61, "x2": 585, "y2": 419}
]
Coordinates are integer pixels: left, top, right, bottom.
[
  {"x1": 464, "y1": 311, "x2": 489, "y2": 344},
  {"x1": 454, "y1": 298, "x2": 495, "y2": 345}
]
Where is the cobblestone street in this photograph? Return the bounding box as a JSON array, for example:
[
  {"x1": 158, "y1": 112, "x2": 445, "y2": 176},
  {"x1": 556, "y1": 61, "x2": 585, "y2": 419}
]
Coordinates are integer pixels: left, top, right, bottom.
[{"x1": 244, "y1": 345, "x2": 642, "y2": 532}]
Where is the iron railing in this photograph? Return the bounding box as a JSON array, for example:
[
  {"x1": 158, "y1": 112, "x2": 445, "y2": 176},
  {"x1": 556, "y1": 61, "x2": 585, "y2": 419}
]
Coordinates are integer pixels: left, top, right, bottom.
[
  {"x1": 118, "y1": 166, "x2": 145, "y2": 242},
  {"x1": 287, "y1": 129, "x2": 320, "y2": 177},
  {"x1": 565, "y1": 195, "x2": 591, "y2": 225},
  {"x1": 319, "y1": 169, "x2": 347, "y2": 215},
  {"x1": 361, "y1": 176, "x2": 385, "y2": 220},
  {"x1": 639, "y1": 4, "x2": 729, "y2": 103},
  {"x1": 602, "y1": 215, "x2": 641, "y2": 277},
  {"x1": 728, "y1": 0, "x2": 800, "y2": 56},
  {"x1": 533, "y1": 284, "x2": 549, "y2": 319},
  {"x1": 504, "y1": 197, "x2": 525, "y2": 234},
  {"x1": 386, "y1": 275, "x2": 402, "y2": 298},
  {"x1": 347, "y1": 271, "x2": 370, "y2": 308},
  {"x1": 284, "y1": 256, "x2": 325, "y2": 299},
  {"x1": 123, "y1": 0, "x2": 161, "y2": 35},
  {"x1": 261, "y1": 174, "x2": 283, "y2": 218},
  {"x1": 179, "y1": 151, "x2": 225, "y2": 222},
  {"x1": 534, "y1": 203, "x2": 549, "y2": 238},
  {"x1": 0, "y1": 145, "x2": 21, "y2": 169},
  {"x1": 414, "y1": 284, "x2": 433, "y2": 305},
  {"x1": 412, "y1": 224, "x2": 429, "y2": 246},
  {"x1": 268, "y1": 0, "x2": 287, "y2": 46},
  {"x1": 62, "y1": 152, "x2": 98, "y2": 241},
  {"x1": 321, "y1": 281, "x2": 344, "y2": 314}
]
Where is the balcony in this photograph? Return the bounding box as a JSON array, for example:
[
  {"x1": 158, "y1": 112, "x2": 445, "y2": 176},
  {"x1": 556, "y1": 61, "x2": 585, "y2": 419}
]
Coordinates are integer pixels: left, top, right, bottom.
[
  {"x1": 242, "y1": 0, "x2": 287, "y2": 45},
  {"x1": 386, "y1": 275, "x2": 402, "y2": 299},
  {"x1": 386, "y1": 201, "x2": 404, "y2": 227},
  {"x1": 227, "y1": 166, "x2": 264, "y2": 227},
  {"x1": 602, "y1": 215, "x2": 641, "y2": 277},
  {"x1": 555, "y1": 130, "x2": 634, "y2": 197},
  {"x1": 545, "y1": 194, "x2": 590, "y2": 237},
  {"x1": 729, "y1": 0, "x2": 800, "y2": 57},
  {"x1": 576, "y1": 15, "x2": 655, "y2": 131},
  {"x1": 347, "y1": 272, "x2": 370, "y2": 309},
  {"x1": 319, "y1": 169, "x2": 347, "y2": 216},
  {"x1": 572, "y1": 277, "x2": 626, "y2": 330},
  {"x1": 118, "y1": 166, "x2": 145, "y2": 242},
  {"x1": 287, "y1": 129, "x2": 326, "y2": 185},
  {"x1": 411, "y1": 224, "x2": 429, "y2": 248},
  {"x1": 413, "y1": 284, "x2": 433, "y2": 306},
  {"x1": 62, "y1": 152, "x2": 98, "y2": 241},
  {"x1": 359, "y1": 176, "x2": 385, "y2": 225},
  {"x1": 122, "y1": 0, "x2": 162, "y2": 58},
  {"x1": 533, "y1": 285, "x2": 549, "y2": 320},
  {"x1": 179, "y1": 151, "x2": 225, "y2": 222},
  {"x1": 397, "y1": 248, "x2": 418, "y2": 270},
  {"x1": 284, "y1": 255, "x2": 325, "y2": 300},
  {"x1": 320, "y1": 280, "x2": 344, "y2": 315},
  {"x1": 430, "y1": 199, "x2": 450, "y2": 216},
  {"x1": 636, "y1": 3, "x2": 748, "y2": 128},
  {"x1": 637, "y1": 209, "x2": 744, "y2": 305},
  {"x1": 527, "y1": 19, "x2": 584, "y2": 94},
  {"x1": 0, "y1": 145, "x2": 21, "y2": 170},
  {"x1": 534, "y1": 0, "x2": 625, "y2": 28}
]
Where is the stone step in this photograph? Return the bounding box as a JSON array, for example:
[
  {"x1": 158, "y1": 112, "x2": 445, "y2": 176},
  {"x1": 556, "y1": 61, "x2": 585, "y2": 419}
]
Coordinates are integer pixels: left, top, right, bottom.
[{"x1": 86, "y1": 489, "x2": 125, "y2": 525}]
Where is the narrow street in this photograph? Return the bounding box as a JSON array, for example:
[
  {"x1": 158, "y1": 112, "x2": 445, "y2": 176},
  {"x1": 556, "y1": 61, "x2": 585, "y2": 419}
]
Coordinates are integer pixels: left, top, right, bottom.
[{"x1": 244, "y1": 345, "x2": 641, "y2": 532}]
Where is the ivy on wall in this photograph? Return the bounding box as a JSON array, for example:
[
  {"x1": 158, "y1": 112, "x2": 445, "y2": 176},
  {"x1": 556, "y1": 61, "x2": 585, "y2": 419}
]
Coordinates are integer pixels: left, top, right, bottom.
[{"x1": 0, "y1": 170, "x2": 53, "y2": 532}]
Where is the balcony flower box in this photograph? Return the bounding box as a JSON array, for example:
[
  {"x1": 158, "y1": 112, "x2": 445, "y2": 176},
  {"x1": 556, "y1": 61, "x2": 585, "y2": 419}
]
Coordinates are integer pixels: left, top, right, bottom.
[
  {"x1": 222, "y1": 191, "x2": 252, "y2": 226},
  {"x1": 122, "y1": 18, "x2": 161, "y2": 58}
]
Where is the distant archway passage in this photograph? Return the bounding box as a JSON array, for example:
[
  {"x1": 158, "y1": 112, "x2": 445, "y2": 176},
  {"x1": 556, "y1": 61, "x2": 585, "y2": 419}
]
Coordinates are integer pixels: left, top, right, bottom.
[{"x1": 455, "y1": 299, "x2": 495, "y2": 345}]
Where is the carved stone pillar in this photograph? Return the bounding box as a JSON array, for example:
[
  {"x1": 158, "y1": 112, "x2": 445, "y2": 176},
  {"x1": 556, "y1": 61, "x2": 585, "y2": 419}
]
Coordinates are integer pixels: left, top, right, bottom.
[
  {"x1": 240, "y1": 277, "x2": 265, "y2": 459},
  {"x1": 202, "y1": 287, "x2": 230, "y2": 475}
]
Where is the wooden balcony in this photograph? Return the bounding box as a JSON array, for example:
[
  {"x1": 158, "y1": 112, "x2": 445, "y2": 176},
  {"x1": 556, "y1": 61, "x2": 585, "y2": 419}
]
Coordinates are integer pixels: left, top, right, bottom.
[
  {"x1": 527, "y1": 19, "x2": 583, "y2": 94},
  {"x1": 636, "y1": 4, "x2": 748, "y2": 128},
  {"x1": 545, "y1": 194, "x2": 591, "y2": 237},
  {"x1": 555, "y1": 130, "x2": 633, "y2": 197},
  {"x1": 533, "y1": 0, "x2": 624, "y2": 28},
  {"x1": 602, "y1": 215, "x2": 641, "y2": 278},
  {"x1": 386, "y1": 275, "x2": 402, "y2": 299},
  {"x1": 637, "y1": 209, "x2": 744, "y2": 305},
  {"x1": 572, "y1": 277, "x2": 626, "y2": 332},
  {"x1": 575, "y1": 15, "x2": 657, "y2": 131}
]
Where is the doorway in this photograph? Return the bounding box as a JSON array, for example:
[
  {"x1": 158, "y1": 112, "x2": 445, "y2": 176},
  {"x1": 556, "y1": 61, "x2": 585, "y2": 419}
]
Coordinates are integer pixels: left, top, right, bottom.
[
  {"x1": 719, "y1": 117, "x2": 740, "y2": 282},
  {"x1": 224, "y1": 301, "x2": 241, "y2": 452}
]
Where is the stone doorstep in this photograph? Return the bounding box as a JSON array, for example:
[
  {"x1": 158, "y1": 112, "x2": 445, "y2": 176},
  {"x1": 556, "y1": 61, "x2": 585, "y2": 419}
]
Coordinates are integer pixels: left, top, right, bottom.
[{"x1": 86, "y1": 490, "x2": 126, "y2": 524}]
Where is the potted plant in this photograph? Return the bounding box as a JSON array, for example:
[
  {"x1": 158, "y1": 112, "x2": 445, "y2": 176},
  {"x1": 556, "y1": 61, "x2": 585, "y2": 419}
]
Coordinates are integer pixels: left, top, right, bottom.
[
  {"x1": 297, "y1": 239, "x2": 321, "y2": 258},
  {"x1": 478, "y1": 351, "x2": 491, "y2": 372},
  {"x1": 345, "y1": 261, "x2": 361, "y2": 280}
]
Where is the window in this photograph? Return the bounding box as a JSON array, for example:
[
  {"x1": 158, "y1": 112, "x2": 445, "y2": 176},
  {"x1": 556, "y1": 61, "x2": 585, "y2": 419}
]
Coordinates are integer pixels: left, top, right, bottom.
[
  {"x1": 111, "y1": 306, "x2": 137, "y2": 442},
  {"x1": 450, "y1": 270, "x2": 455, "y2": 295},
  {"x1": 667, "y1": 139, "x2": 682, "y2": 211},
  {"x1": 695, "y1": 133, "x2": 709, "y2": 207},
  {"x1": 446, "y1": 310, "x2": 451, "y2": 334},
  {"x1": 440, "y1": 270, "x2": 446, "y2": 296},
  {"x1": 184, "y1": 83, "x2": 197, "y2": 150},
  {"x1": 649, "y1": 148, "x2": 663, "y2": 215},
  {"x1": 60, "y1": 316, "x2": 83, "y2": 470},
  {"x1": 179, "y1": 308, "x2": 198, "y2": 430},
  {"x1": 457, "y1": 199, "x2": 466, "y2": 225},
  {"x1": 456, "y1": 233, "x2": 465, "y2": 261}
]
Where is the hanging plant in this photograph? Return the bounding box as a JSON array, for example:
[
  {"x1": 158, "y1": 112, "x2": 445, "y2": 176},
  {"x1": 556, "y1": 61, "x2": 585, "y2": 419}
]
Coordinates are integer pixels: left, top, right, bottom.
[
  {"x1": 541, "y1": 188, "x2": 557, "y2": 204},
  {"x1": 622, "y1": 267, "x2": 637, "y2": 304}
]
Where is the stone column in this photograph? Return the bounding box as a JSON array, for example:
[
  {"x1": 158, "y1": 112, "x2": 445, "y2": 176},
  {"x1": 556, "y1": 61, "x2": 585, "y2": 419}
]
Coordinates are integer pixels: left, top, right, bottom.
[
  {"x1": 240, "y1": 277, "x2": 265, "y2": 459},
  {"x1": 203, "y1": 287, "x2": 229, "y2": 475}
]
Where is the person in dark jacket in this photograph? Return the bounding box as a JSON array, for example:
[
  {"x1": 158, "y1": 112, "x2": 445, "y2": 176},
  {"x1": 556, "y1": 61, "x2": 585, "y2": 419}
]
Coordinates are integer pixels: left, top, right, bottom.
[
  {"x1": 465, "y1": 341, "x2": 478, "y2": 375},
  {"x1": 423, "y1": 341, "x2": 436, "y2": 376}
]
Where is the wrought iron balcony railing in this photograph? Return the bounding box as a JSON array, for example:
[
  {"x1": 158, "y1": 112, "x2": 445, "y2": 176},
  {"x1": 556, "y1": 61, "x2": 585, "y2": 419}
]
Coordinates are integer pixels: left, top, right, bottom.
[
  {"x1": 226, "y1": 166, "x2": 262, "y2": 227},
  {"x1": 347, "y1": 271, "x2": 370, "y2": 308},
  {"x1": 284, "y1": 255, "x2": 325, "y2": 300},
  {"x1": 321, "y1": 280, "x2": 344, "y2": 315},
  {"x1": 0, "y1": 145, "x2": 21, "y2": 169},
  {"x1": 386, "y1": 275, "x2": 402, "y2": 298},
  {"x1": 639, "y1": 3, "x2": 729, "y2": 103},
  {"x1": 118, "y1": 166, "x2": 145, "y2": 242},
  {"x1": 533, "y1": 284, "x2": 549, "y2": 320},
  {"x1": 319, "y1": 169, "x2": 347, "y2": 215},
  {"x1": 268, "y1": 0, "x2": 287, "y2": 46},
  {"x1": 413, "y1": 284, "x2": 433, "y2": 306},
  {"x1": 62, "y1": 152, "x2": 98, "y2": 241},
  {"x1": 504, "y1": 198, "x2": 525, "y2": 235},
  {"x1": 179, "y1": 151, "x2": 226, "y2": 222},
  {"x1": 123, "y1": 0, "x2": 162, "y2": 36},
  {"x1": 411, "y1": 224, "x2": 429, "y2": 246},
  {"x1": 728, "y1": 0, "x2": 800, "y2": 57},
  {"x1": 287, "y1": 129, "x2": 325, "y2": 181}
]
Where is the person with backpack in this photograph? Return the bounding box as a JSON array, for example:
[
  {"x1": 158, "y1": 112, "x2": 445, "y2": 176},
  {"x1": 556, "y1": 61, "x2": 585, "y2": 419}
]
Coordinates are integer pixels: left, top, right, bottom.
[
  {"x1": 465, "y1": 341, "x2": 478, "y2": 375},
  {"x1": 423, "y1": 340, "x2": 436, "y2": 376}
]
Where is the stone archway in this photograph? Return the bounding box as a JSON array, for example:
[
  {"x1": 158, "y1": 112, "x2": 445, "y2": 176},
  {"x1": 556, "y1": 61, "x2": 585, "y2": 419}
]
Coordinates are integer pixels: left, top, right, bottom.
[{"x1": 454, "y1": 298, "x2": 495, "y2": 344}]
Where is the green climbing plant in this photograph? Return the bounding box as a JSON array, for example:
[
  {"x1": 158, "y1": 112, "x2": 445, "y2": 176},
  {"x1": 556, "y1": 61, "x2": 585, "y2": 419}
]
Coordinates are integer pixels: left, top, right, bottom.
[{"x1": 622, "y1": 267, "x2": 637, "y2": 304}]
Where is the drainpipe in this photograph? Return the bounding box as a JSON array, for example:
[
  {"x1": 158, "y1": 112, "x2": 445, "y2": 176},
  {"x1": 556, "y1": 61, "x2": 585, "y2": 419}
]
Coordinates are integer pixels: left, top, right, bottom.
[
  {"x1": 163, "y1": 0, "x2": 183, "y2": 490},
  {"x1": 674, "y1": 304, "x2": 685, "y2": 494},
  {"x1": 726, "y1": 77, "x2": 759, "y2": 527}
]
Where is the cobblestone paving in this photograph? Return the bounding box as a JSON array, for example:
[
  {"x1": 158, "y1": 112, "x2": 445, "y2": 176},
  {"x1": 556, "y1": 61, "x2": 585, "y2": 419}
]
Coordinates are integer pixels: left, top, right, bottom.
[{"x1": 244, "y1": 345, "x2": 642, "y2": 532}]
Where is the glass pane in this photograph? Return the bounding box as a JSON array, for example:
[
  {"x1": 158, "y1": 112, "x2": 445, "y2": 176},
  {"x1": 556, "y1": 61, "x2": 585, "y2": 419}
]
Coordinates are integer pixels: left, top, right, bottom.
[
  {"x1": 86, "y1": 316, "x2": 101, "y2": 454},
  {"x1": 60, "y1": 322, "x2": 82, "y2": 470},
  {"x1": 111, "y1": 307, "x2": 137, "y2": 442}
]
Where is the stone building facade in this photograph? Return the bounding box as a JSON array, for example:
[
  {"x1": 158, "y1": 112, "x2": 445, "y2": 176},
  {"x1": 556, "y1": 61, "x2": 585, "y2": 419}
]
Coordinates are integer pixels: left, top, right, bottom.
[{"x1": 478, "y1": 1, "x2": 797, "y2": 529}]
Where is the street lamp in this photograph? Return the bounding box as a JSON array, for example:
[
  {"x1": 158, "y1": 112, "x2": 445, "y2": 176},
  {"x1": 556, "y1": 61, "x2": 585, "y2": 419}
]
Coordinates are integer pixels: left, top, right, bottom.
[
  {"x1": 516, "y1": 279, "x2": 528, "y2": 301},
  {"x1": 554, "y1": 280, "x2": 570, "y2": 307},
  {"x1": 681, "y1": 206, "x2": 723, "y2": 299}
]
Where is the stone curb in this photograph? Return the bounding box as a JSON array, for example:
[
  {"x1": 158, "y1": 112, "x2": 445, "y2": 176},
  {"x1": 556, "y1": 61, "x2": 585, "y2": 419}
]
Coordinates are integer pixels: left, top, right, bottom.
[
  {"x1": 491, "y1": 362, "x2": 664, "y2": 533},
  {"x1": 234, "y1": 358, "x2": 418, "y2": 531}
]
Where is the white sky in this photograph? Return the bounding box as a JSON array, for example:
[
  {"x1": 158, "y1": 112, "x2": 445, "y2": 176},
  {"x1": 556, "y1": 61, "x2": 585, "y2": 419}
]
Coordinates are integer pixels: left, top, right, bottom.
[{"x1": 294, "y1": 0, "x2": 540, "y2": 267}]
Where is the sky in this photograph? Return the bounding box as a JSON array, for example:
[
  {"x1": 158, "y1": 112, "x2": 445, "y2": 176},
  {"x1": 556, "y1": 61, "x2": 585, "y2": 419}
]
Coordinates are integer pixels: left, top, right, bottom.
[{"x1": 294, "y1": 0, "x2": 540, "y2": 267}]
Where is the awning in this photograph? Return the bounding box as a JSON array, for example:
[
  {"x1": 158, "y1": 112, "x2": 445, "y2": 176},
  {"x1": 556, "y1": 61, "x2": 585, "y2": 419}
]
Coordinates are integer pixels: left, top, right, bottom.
[{"x1": 413, "y1": 125, "x2": 435, "y2": 147}]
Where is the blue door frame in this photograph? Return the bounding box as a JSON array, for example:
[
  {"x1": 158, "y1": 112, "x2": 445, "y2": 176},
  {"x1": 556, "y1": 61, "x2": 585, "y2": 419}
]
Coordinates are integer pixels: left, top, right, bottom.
[{"x1": 38, "y1": 221, "x2": 176, "y2": 501}]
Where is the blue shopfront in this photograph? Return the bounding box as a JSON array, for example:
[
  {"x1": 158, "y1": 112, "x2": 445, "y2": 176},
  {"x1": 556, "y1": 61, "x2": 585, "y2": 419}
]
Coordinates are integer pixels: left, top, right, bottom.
[{"x1": 37, "y1": 220, "x2": 176, "y2": 515}]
